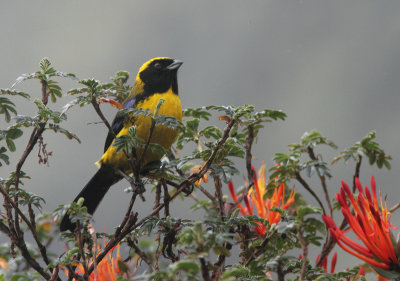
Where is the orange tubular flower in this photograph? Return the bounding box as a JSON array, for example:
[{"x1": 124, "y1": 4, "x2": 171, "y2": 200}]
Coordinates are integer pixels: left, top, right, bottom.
[
  {"x1": 227, "y1": 162, "x2": 296, "y2": 235},
  {"x1": 322, "y1": 177, "x2": 399, "y2": 271},
  {"x1": 72, "y1": 241, "x2": 123, "y2": 281},
  {"x1": 99, "y1": 98, "x2": 123, "y2": 109}
]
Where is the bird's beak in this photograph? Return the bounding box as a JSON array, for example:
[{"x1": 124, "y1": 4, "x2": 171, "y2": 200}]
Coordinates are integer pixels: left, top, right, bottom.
[{"x1": 167, "y1": 59, "x2": 183, "y2": 70}]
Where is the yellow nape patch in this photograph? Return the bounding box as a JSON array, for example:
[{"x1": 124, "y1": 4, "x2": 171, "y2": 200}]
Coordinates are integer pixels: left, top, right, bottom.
[
  {"x1": 97, "y1": 89, "x2": 182, "y2": 172},
  {"x1": 138, "y1": 57, "x2": 172, "y2": 73}
]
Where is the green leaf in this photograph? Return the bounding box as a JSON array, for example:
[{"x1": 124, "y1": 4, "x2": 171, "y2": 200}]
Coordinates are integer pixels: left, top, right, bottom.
[
  {"x1": 296, "y1": 205, "x2": 322, "y2": 221},
  {"x1": 183, "y1": 107, "x2": 211, "y2": 120},
  {"x1": 5, "y1": 138, "x2": 16, "y2": 152},
  {"x1": 155, "y1": 115, "x2": 183, "y2": 130},
  {"x1": 0, "y1": 97, "x2": 17, "y2": 122},
  {"x1": 221, "y1": 266, "x2": 250, "y2": 280},
  {"x1": 0, "y1": 88, "x2": 30, "y2": 99},
  {"x1": 169, "y1": 260, "x2": 200, "y2": 275},
  {"x1": 47, "y1": 124, "x2": 81, "y2": 143},
  {"x1": 138, "y1": 238, "x2": 157, "y2": 254},
  {"x1": 0, "y1": 146, "x2": 9, "y2": 166},
  {"x1": 6, "y1": 128, "x2": 23, "y2": 139}
]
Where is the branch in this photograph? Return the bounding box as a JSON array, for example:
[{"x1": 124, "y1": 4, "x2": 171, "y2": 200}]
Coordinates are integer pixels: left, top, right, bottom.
[
  {"x1": 153, "y1": 182, "x2": 162, "y2": 218},
  {"x1": 15, "y1": 239, "x2": 51, "y2": 280},
  {"x1": 307, "y1": 147, "x2": 333, "y2": 216},
  {"x1": 91, "y1": 95, "x2": 114, "y2": 137},
  {"x1": 211, "y1": 242, "x2": 232, "y2": 280},
  {"x1": 126, "y1": 237, "x2": 156, "y2": 271},
  {"x1": 15, "y1": 79, "x2": 48, "y2": 177},
  {"x1": 213, "y1": 176, "x2": 225, "y2": 218},
  {"x1": 294, "y1": 171, "x2": 326, "y2": 216},
  {"x1": 298, "y1": 227, "x2": 308, "y2": 280},
  {"x1": 244, "y1": 231, "x2": 273, "y2": 266},
  {"x1": 0, "y1": 185, "x2": 53, "y2": 273},
  {"x1": 245, "y1": 125, "x2": 255, "y2": 183},
  {"x1": 200, "y1": 257, "x2": 211, "y2": 281},
  {"x1": 352, "y1": 155, "x2": 362, "y2": 192},
  {"x1": 389, "y1": 201, "x2": 400, "y2": 213},
  {"x1": 194, "y1": 183, "x2": 217, "y2": 205},
  {"x1": 13, "y1": 79, "x2": 48, "y2": 242},
  {"x1": 162, "y1": 178, "x2": 170, "y2": 217}
]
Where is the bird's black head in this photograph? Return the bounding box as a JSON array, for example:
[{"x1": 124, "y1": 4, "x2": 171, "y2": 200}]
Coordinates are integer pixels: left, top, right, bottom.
[{"x1": 137, "y1": 57, "x2": 183, "y2": 95}]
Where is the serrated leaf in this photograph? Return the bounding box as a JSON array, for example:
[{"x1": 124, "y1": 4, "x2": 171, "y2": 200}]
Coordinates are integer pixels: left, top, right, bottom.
[{"x1": 0, "y1": 89, "x2": 30, "y2": 99}]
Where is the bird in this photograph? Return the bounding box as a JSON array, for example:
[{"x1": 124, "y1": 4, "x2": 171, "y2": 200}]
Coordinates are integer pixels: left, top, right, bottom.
[{"x1": 60, "y1": 57, "x2": 183, "y2": 232}]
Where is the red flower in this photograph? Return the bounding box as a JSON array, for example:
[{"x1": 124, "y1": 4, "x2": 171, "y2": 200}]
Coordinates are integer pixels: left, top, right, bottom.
[
  {"x1": 322, "y1": 177, "x2": 398, "y2": 270},
  {"x1": 315, "y1": 252, "x2": 337, "y2": 274},
  {"x1": 228, "y1": 162, "x2": 296, "y2": 235}
]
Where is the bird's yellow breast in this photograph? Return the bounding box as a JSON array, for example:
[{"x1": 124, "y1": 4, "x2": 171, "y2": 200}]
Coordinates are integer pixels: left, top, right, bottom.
[{"x1": 96, "y1": 89, "x2": 182, "y2": 171}]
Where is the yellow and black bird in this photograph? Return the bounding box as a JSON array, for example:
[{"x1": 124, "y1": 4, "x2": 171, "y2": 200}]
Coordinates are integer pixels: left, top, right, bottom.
[{"x1": 60, "y1": 57, "x2": 183, "y2": 232}]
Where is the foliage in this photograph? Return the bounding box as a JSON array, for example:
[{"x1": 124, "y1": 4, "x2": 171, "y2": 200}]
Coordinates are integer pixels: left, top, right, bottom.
[{"x1": 0, "y1": 58, "x2": 393, "y2": 280}]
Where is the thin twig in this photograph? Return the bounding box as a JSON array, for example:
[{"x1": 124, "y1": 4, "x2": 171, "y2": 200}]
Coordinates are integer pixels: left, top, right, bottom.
[
  {"x1": 213, "y1": 176, "x2": 225, "y2": 218},
  {"x1": 28, "y1": 203, "x2": 50, "y2": 265},
  {"x1": 352, "y1": 155, "x2": 362, "y2": 193},
  {"x1": 153, "y1": 182, "x2": 162, "y2": 218},
  {"x1": 307, "y1": 147, "x2": 333, "y2": 217},
  {"x1": 91, "y1": 95, "x2": 114, "y2": 137},
  {"x1": 162, "y1": 178, "x2": 170, "y2": 217},
  {"x1": 244, "y1": 231, "x2": 273, "y2": 266},
  {"x1": 211, "y1": 242, "x2": 232, "y2": 280},
  {"x1": 114, "y1": 191, "x2": 138, "y2": 237},
  {"x1": 195, "y1": 184, "x2": 217, "y2": 205},
  {"x1": 295, "y1": 171, "x2": 326, "y2": 216},
  {"x1": 389, "y1": 201, "x2": 400, "y2": 213},
  {"x1": 277, "y1": 260, "x2": 285, "y2": 281},
  {"x1": 15, "y1": 239, "x2": 51, "y2": 280},
  {"x1": 49, "y1": 265, "x2": 59, "y2": 281},
  {"x1": 76, "y1": 226, "x2": 89, "y2": 280},
  {"x1": 0, "y1": 185, "x2": 53, "y2": 272},
  {"x1": 245, "y1": 125, "x2": 255, "y2": 183},
  {"x1": 127, "y1": 237, "x2": 156, "y2": 271},
  {"x1": 298, "y1": 227, "x2": 308, "y2": 280},
  {"x1": 200, "y1": 258, "x2": 211, "y2": 281}
]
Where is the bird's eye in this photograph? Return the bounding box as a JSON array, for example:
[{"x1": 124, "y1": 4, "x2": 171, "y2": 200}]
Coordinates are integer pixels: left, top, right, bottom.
[{"x1": 154, "y1": 62, "x2": 162, "y2": 69}]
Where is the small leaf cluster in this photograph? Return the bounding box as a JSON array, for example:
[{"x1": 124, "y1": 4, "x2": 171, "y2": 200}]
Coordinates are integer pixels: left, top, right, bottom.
[
  {"x1": 65, "y1": 71, "x2": 131, "y2": 112},
  {"x1": 0, "y1": 58, "x2": 79, "y2": 166},
  {"x1": 332, "y1": 130, "x2": 391, "y2": 169},
  {"x1": 13, "y1": 58, "x2": 76, "y2": 103},
  {"x1": 270, "y1": 130, "x2": 337, "y2": 184}
]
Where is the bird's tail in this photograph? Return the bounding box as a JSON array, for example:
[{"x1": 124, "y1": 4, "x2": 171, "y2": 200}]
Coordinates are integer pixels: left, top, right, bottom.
[{"x1": 59, "y1": 165, "x2": 122, "y2": 232}]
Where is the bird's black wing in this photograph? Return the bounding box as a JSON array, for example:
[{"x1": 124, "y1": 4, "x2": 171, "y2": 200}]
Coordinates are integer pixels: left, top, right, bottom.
[{"x1": 103, "y1": 97, "x2": 136, "y2": 152}]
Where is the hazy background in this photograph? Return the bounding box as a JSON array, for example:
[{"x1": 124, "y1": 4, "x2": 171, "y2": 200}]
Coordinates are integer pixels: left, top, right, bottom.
[{"x1": 1, "y1": 1, "x2": 400, "y2": 278}]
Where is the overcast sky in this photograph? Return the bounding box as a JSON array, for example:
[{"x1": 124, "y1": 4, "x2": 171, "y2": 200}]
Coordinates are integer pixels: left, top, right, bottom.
[{"x1": 1, "y1": 1, "x2": 400, "y2": 276}]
